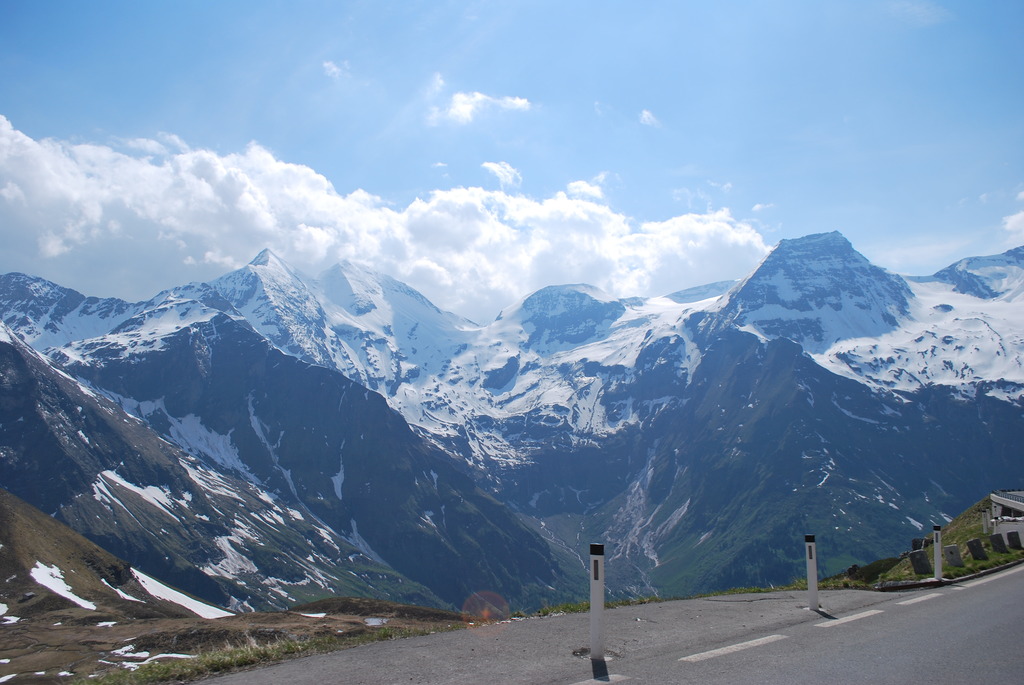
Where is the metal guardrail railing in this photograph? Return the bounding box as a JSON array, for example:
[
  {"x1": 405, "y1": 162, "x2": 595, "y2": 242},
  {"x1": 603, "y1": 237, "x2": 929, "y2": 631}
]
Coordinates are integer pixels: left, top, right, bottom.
[{"x1": 992, "y1": 490, "x2": 1024, "y2": 506}]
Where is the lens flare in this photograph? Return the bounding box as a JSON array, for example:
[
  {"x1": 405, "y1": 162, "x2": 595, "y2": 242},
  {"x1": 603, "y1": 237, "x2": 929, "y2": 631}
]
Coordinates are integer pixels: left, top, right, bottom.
[{"x1": 461, "y1": 590, "x2": 509, "y2": 624}]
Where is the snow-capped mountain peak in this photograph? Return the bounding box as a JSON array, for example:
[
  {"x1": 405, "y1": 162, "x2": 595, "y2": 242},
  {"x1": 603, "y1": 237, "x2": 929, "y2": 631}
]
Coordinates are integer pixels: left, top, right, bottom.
[
  {"x1": 820, "y1": 244, "x2": 1024, "y2": 398},
  {"x1": 930, "y1": 245, "x2": 1024, "y2": 300},
  {"x1": 709, "y1": 231, "x2": 913, "y2": 353},
  {"x1": 208, "y1": 249, "x2": 344, "y2": 369},
  {"x1": 496, "y1": 284, "x2": 627, "y2": 352},
  {"x1": 0, "y1": 273, "x2": 139, "y2": 350}
]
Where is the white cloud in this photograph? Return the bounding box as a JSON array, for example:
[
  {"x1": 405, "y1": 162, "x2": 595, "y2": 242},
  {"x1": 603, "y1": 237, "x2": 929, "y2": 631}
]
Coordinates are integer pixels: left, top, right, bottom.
[
  {"x1": 481, "y1": 161, "x2": 522, "y2": 189},
  {"x1": 1002, "y1": 191, "x2": 1024, "y2": 243},
  {"x1": 567, "y1": 180, "x2": 604, "y2": 200},
  {"x1": 1004, "y1": 210, "x2": 1024, "y2": 242},
  {"x1": 0, "y1": 116, "x2": 770, "y2": 323},
  {"x1": 430, "y1": 90, "x2": 531, "y2": 125},
  {"x1": 752, "y1": 203, "x2": 774, "y2": 212},
  {"x1": 120, "y1": 137, "x2": 169, "y2": 156},
  {"x1": 639, "y1": 109, "x2": 660, "y2": 127},
  {"x1": 674, "y1": 187, "x2": 710, "y2": 210},
  {"x1": 322, "y1": 60, "x2": 350, "y2": 80},
  {"x1": 428, "y1": 72, "x2": 445, "y2": 95}
]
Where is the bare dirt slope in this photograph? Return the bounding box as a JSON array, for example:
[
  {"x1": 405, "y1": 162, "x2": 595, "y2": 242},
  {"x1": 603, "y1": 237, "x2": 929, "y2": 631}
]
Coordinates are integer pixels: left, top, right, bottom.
[
  {"x1": 1, "y1": 599, "x2": 464, "y2": 684},
  {"x1": 0, "y1": 487, "x2": 463, "y2": 683}
]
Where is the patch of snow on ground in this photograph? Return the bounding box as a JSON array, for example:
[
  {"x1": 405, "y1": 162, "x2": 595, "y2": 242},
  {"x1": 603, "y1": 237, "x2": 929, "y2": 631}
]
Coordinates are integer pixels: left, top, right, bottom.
[
  {"x1": 818, "y1": 278, "x2": 1024, "y2": 393},
  {"x1": 119, "y1": 654, "x2": 196, "y2": 670},
  {"x1": 342, "y1": 519, "x2": 386, "y2": 564},
  {"x1": 166, "y1": 414, "x2": 257, "y2": 481},
  {"x1": 30, "y1": 562, "x2": 96, "y2": 610},
  {"x1": 98, "y1": 470, "x2": 180, "y2": 521},
  {"x1": 180, "y1": 461, "x2": 245, "y2": 501},
  {"x1": 332, "y1": 455, "x2": 345, "y2": 500},
  {"x1": 830, "y1": 399, "x2": 880, "y2": 424},
  {"x1": 101, "y1": 579, "x2": 143, "y2": 602},
  {"x1": 132, "y1": 569, "x2": 232, "y2": 619},
  {"x1": 202, "y1": 535, "x2": 259, "y2": 579}
]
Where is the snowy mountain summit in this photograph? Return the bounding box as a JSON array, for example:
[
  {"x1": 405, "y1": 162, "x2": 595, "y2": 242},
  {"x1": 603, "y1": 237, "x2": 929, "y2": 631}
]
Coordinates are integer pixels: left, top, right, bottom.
[
  {"x1": 710, "y1": 232, "x2": 913, "y2": 354},
  {"x1": 931, "y1": 245, "x2": 1024, "y2": 300},
  {"x1": 500, "y1": 284, "x2": 627, "y2": 352}
]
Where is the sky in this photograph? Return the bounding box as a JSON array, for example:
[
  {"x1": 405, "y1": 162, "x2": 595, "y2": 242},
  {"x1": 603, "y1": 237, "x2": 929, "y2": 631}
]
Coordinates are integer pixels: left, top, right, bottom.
[{"x1": 0, "y1": 0, "x2": 1021, "y2": 324}]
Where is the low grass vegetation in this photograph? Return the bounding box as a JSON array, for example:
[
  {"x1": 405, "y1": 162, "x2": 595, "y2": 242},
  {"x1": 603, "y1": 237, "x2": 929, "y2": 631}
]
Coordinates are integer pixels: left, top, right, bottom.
[
  {"x1": 878, "y1": 497, "x2": 1024, "y2": 583},
  {"x1": 82, "y1": 625, "x2": 458, "y2": 685}
]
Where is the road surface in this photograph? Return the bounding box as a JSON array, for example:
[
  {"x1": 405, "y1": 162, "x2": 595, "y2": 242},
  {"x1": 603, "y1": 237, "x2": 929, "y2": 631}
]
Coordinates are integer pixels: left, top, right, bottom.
[{"x1": 201, "y1": 565, "x2": 1024, "y2": 684}]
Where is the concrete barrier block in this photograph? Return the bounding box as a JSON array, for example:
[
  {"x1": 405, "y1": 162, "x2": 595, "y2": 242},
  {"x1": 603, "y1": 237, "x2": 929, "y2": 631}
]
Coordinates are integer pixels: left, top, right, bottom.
[
  {"x1": 942, "y1": 544, "x2": 964, "y2": 567},
  {"x1": 1006, "y1": 531, "x2": 1022, "y2": 550},
  {"x1": 908, "y1": 549, "x2": 932, "y2": 575},
  {"x1": 966, "y1": 538, "x2": 988, "y2": 561},
  {"x1": 989, "y1": 533, "x2": 1009, "y2": 554}
]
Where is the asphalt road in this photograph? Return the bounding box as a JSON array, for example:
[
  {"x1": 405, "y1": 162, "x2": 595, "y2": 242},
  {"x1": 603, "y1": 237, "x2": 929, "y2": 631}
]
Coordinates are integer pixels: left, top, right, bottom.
[{"x1": 201, "y1": 565, "x2": 1024, "y2": 684}]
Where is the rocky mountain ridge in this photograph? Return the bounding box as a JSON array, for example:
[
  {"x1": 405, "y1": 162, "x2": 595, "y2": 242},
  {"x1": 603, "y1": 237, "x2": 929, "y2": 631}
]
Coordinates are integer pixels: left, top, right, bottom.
[{"x1": 0, "y1": 314, "x2": 571, "y2": 612}]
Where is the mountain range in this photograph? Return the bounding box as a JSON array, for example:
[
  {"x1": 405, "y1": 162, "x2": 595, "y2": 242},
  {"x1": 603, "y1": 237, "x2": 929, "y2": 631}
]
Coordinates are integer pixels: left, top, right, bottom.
[{"x1": 2, "y1": 231, "x2": 1022, "y2": 608}]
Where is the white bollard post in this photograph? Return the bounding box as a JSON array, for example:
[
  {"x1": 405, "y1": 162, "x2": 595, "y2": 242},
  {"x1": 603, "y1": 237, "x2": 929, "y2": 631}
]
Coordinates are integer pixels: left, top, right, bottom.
[
  {"x1": 933, "y1": 525, "x2": 943, "y2": 581},
  {"x1": 805, "y1": 535, "x2": 818, "y2": 611},
  {"x1": 589, "y1": 543, "x2": 605, "y2": 661}
]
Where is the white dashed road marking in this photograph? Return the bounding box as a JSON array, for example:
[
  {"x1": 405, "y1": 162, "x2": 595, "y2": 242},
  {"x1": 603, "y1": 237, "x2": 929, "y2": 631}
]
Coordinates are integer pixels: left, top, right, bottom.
[
  {"x1": 897, "y1": 592, "x2": 943, "y2": 605},
  {"x1": 815, "y1": 609, "x2": 884, "y2": 627},
  {"x1": 679, "y1": 634, "x2": 788, "y2": 662},
  {"x1": 570, "y1": 675, "x2": 630, "y2": 684}
]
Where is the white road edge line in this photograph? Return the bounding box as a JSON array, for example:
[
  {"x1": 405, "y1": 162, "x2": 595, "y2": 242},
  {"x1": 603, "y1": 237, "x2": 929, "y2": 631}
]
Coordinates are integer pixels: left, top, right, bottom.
[
  {"x1": 815, "y1": 609, "x2": 884, "y2": 627},
  {"x1": 679, "y1": 634, "x2": 788, "y2": 662},
  {"x1": 961, "y1": 564, "x2": 1024, "y2": 588},
  {"x1": 897, "y1": 592, "x2": 943, "y2": 605}
]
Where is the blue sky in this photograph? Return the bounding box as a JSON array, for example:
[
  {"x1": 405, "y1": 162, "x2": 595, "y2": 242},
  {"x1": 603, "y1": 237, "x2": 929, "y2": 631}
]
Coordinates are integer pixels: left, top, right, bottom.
[{"x1": 1, "y1": 1, "x2": 1021, "y2": 322}]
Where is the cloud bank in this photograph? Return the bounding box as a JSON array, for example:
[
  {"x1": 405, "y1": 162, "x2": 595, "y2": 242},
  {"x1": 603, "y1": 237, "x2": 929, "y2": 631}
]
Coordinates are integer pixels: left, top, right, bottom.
[{"x1": 0, "y1": 116, "x2": 769, "y2": 323}]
